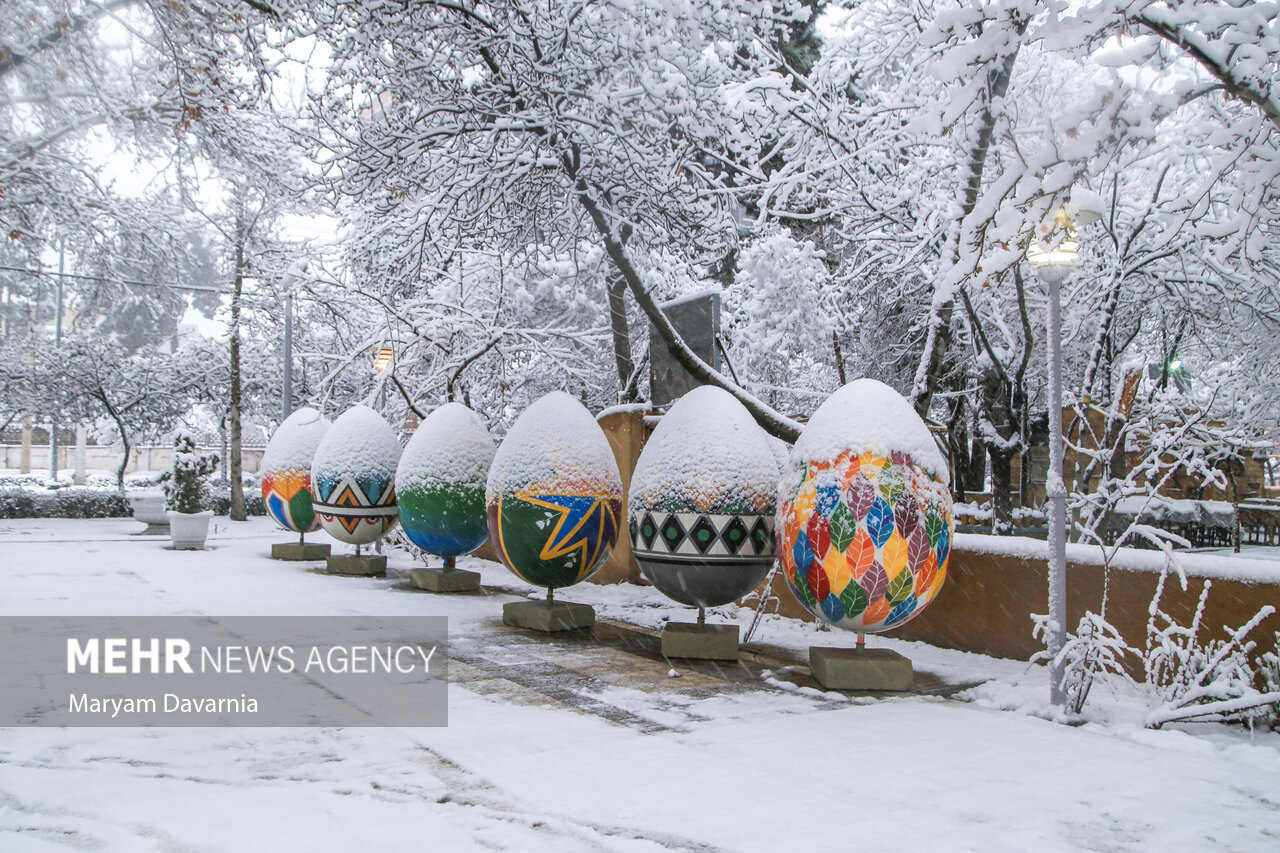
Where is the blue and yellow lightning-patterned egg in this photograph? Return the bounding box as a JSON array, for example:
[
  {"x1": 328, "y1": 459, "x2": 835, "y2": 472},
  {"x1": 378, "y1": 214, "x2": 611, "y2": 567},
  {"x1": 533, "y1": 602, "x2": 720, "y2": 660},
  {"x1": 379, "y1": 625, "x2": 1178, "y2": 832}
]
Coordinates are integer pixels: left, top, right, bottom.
[{"x1": 485, "y1": 392, "x2": 623, "y2": 589}]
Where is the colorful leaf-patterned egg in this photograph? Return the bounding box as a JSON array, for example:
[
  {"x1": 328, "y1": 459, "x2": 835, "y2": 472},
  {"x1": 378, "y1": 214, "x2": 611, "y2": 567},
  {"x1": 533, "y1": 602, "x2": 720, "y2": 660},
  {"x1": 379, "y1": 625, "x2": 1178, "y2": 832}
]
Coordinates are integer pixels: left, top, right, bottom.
[
  {"x1": 311, "y1": 405, "x2": 401, "y2": 545},
  {"x1": 260, "y1": 407, "x2": 330, "y2": 534},
  {"x1": 777, "y1": 379, "x2": 953, "y2": 632},
  {"x1": 629, "y1": 386, "x2": 779, "y2": 608},
  {"x1": 486, "y1": 392, "x2": 623, "y2": 590},
  {"x1": 396, "y1": 403, "x2": 495, "y2": 559}
]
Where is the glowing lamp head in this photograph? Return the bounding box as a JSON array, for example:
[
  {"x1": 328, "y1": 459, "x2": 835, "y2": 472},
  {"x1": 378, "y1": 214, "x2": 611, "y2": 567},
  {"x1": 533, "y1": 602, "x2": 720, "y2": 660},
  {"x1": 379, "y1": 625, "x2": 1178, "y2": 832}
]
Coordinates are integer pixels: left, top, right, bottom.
[
  {"x1": 374, "y1": 348, "x2": 394, "y2": 373},
  {"x1": 1026, "y1": 206, "x2": 1095, "y2": 284}
]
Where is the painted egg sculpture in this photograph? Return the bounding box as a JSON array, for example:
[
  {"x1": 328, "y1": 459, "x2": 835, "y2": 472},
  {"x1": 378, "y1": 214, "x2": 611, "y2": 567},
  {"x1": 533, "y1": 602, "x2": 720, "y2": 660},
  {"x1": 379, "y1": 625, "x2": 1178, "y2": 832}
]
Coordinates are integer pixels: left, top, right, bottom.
[
  {"x1": 396, "y1": 403, "x2": 495, "y2": 559},
  {"x1": 486, "y1": 391, "x2": 623, "y2": 590},
  {"x1": 311, "y1": 405, "x2": 401, "y2": 545},
  {"x1": 629, "y1": 386, "x2": 779, "y2": 608},
  {"x1": 777, "y1": 379, "x2": 954, "y2": 632},
  {"x1": 260, "y1": 407, "x2": 330, "y2": 533}
]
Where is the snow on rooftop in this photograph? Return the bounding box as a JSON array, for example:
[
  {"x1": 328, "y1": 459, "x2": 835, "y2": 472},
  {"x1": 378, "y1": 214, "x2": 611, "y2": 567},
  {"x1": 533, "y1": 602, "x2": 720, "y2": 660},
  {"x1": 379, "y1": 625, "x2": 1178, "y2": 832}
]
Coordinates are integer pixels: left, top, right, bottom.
[
  {"x1": 791, "y1": 378, "x2": 949, "y2": 478},
  {"x1": 596, "y1": 402, "x2": 652, "y2": 420}
]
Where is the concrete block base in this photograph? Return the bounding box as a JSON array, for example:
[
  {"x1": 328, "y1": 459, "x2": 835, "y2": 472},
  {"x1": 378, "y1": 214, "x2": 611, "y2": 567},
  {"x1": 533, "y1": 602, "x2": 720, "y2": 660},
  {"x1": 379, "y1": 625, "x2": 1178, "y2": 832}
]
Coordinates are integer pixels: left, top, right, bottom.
[
  {"x1": 326, "y1": 554, "x2": 387, "y2": 576},
  {"x1": 134, "y1": 523, "x2": 169, "y2": 536},
  {"x1": 809, "y1": 646, "x2": 913, "y2": 691},
  {"x1": 503, "y1": 600, "x2": 594, "y2": 633},
  {"x1": 410, "y1": 567, "x2": 481, "y2": 593},
  {"x1": 661, "y1": 622, "x2": 739, "y2": 661},
  {"x1": 272, "y1": 542, "x2": 331, "y2": 561}
]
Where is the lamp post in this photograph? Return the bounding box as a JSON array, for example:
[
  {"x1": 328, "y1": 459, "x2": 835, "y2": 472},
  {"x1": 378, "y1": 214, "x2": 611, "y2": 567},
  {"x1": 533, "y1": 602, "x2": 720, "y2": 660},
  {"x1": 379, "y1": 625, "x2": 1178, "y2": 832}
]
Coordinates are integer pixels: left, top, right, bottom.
[
  {"x1": 49, "y1": 242, "x2": 65, "y2": 483},
  {"x1": 280, "y1": 263, "x2": 306, "y2": 424},
  {"x1": 1025, "y1": 208, "x2": 1094, "y2": 707}
]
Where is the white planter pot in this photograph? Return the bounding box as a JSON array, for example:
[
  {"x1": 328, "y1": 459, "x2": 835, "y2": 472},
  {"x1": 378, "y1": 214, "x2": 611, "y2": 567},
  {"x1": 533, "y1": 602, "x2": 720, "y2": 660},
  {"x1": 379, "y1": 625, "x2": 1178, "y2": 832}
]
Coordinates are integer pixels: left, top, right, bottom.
[
  {"x1": 129, "y1": 493, "x2": 170, "y2": 535},
  {"x1": 168, "y1": 510, "x2": 213, "y2": 550}
]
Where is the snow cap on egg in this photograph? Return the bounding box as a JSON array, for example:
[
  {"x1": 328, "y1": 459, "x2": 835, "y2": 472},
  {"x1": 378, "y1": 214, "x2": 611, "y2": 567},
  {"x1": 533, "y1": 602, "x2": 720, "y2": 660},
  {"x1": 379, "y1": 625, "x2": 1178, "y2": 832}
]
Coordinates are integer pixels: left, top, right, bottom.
[
  {"x1": 311, "y1": 405, "x2": 401, "y2": 545},
  {"x1": 629, "y1": 385, "x2": 780, "y2": 517},
  {"x1": 790, "y1": 378, "x2": 948, "y2": 480}
]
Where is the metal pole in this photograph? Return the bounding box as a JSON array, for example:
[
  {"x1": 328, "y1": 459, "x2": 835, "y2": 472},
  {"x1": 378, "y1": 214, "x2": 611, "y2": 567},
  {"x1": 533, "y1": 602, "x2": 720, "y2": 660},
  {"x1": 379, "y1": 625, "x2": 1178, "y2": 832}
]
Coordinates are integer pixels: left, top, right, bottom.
[
  {"x1": 1044, "y1": 267, "x2": 1069, "y2": 707},
  {"x1": 74, "y1": 424, "x2": 86, "y2": 485},
  {"x1": 50, "y1": 243, "x2": 65, "y2": 482},
  {"x1": 282, "y1": 291, "x2": 293, "y2": 422}
]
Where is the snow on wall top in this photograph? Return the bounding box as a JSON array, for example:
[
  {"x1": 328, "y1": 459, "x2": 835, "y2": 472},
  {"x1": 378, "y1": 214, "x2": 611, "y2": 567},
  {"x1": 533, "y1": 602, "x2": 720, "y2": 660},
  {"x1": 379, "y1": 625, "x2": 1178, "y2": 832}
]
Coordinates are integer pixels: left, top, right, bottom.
[
  {"x1": 397, "y1": 403, "x2": 495, "y2": 491},
  {"x1": 630, "y1": 386, "x2": 779, "y2": 514},
  {"x1": 487, "y1": 391, "x2": 621, "y2": 496},
  {"x1": 260, "y1": 407, "x2": 330, "y2": 474},
  {"x1": 956, "y1": 533, "x2": 1280, "y2": 585},
  {"x1": 792, "y1": 378, "x2": 949, "y2": 479},
  {"x1": 311, "y1": 405, "x2": 401, "y2": 481},
  {"x1": 597, "y1": 402, "x2": 652, "y2": 420}
]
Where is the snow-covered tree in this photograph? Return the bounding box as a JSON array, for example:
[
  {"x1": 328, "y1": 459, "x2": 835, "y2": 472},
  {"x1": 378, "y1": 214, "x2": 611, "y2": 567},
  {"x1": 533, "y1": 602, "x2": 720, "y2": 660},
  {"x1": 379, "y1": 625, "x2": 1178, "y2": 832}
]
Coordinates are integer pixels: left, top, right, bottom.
[{"x1": 304, "y1": 0, "x2": 812, "y2": 437}]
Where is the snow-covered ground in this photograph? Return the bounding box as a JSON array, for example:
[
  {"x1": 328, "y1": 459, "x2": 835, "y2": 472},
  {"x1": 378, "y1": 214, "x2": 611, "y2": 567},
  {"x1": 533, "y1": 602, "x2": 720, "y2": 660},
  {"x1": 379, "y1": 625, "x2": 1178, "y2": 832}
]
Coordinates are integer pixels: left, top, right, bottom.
[{"x1": 1, "y1": 517, "x2": 1278, "y2": 851}]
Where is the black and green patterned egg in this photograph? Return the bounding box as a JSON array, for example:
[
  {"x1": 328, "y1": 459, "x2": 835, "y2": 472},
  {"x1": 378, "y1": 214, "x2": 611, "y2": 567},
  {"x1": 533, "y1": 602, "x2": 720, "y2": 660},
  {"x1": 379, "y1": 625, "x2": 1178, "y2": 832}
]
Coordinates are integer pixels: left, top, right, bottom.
[{"x1": 629, "y1": 386, "x2": 780, "y2": 608}]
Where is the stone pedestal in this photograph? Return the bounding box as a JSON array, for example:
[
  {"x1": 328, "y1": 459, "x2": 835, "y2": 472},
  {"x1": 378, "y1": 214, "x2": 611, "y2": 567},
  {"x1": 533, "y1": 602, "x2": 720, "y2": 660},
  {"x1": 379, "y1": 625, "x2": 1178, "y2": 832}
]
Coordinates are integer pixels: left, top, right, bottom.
[
  {"x1": 410, "y1": 567, "x2": 481, "y2": 593},
  {"x1": 326, "y1": 554, "x2": 387, "y2": 576},
  {"x1": 503, "y1": 600, "x2": 594, "y2": 632},
  {"x1": 661, "y1": 622, "x2": 739, "y2": 661},
  {"x1": 272, "y1": 542, "x2": 331, "y2": 561},
  {"x1": 809, "y1": 646, "x2": 913, "y2": 691}
]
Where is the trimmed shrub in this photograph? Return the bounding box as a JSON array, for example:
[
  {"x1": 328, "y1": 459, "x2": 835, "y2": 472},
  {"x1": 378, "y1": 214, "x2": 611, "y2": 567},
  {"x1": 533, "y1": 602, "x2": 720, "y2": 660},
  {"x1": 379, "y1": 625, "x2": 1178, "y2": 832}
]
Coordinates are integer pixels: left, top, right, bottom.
[{"x1": 0, "y1": 488, "x2": 130, "y2": 519}]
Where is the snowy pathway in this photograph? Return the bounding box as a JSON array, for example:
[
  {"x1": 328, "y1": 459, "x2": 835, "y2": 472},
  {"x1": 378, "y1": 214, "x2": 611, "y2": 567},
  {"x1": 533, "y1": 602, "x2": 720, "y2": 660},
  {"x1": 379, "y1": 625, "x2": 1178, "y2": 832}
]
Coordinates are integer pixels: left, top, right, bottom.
[{"x1": 0, "y1": 518, "x2": 1277, "y2": 851}]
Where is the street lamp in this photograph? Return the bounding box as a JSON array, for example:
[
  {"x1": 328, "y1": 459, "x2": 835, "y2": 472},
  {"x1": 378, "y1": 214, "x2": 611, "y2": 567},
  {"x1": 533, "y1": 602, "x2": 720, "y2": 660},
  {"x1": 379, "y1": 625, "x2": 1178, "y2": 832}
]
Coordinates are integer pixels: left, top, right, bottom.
[
  {"x1": 1026, "y1": 205, "x2": 1096, "y2": 708},
  {"x1": 373, "y1": 347, "x2": 394, "y2": 410}
]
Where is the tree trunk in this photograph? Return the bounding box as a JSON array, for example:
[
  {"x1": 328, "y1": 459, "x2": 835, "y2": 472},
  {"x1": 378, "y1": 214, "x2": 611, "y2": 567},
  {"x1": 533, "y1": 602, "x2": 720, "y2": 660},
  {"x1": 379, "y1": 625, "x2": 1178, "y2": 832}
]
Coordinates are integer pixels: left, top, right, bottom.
[
  {"x1": 228, "y1": 216, "x2": 246, "y2": 522},
  {"x1": 102, "y1": 397, "x2": 130, "y2": 498},
  {"x1": 1228, "y1": 466, "x2": 1241, "y2": 554},
  {"x1": 910, "y1": 34, "x2": 1025, "y2": 420},
  {"x1": 989, "y1": 447, "x2": 1014, "y2": 534},
  {"x1": 944, "y1": 398, "x2": 986, "y2": 499},
  {"x1": 832, "y1": 330, "x2": 847, "y2": 386},
  {"x1": 570, "y1": 169, "x2": 800, "y2": 442},
  {"x1": 605, "y1": 271, "x2": 635, "y2": 402}
]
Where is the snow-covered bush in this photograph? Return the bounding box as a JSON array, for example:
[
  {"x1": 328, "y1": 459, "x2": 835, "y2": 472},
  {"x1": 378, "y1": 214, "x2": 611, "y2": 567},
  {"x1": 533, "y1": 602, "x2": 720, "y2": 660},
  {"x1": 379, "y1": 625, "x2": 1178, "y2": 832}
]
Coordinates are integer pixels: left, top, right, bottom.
[
  {"x1": 1037, "y1": 610, "x2": 1134, "y2": 717},
  {"x1": 1142, "y1": 570, "x2": 1280, "y2": 729},
  {"x1": 1260, "y1": 638, "x2": 1280, "y2": 730},
  {"x1": 0, "y1": 490, "x2": 37, "y2": 518},
  {"x1": 0, "y1": 489, "x2": 131, "y2": 519},
  {"x1": 203, "y1": 488, "x2": 265, "y2": 518},
  {"x1": 160, "y1": 431, "x2": 219, "y2": 514},
  {"x1": 1032, "y1": 555, "x2": 1280, "y2": 726}
]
